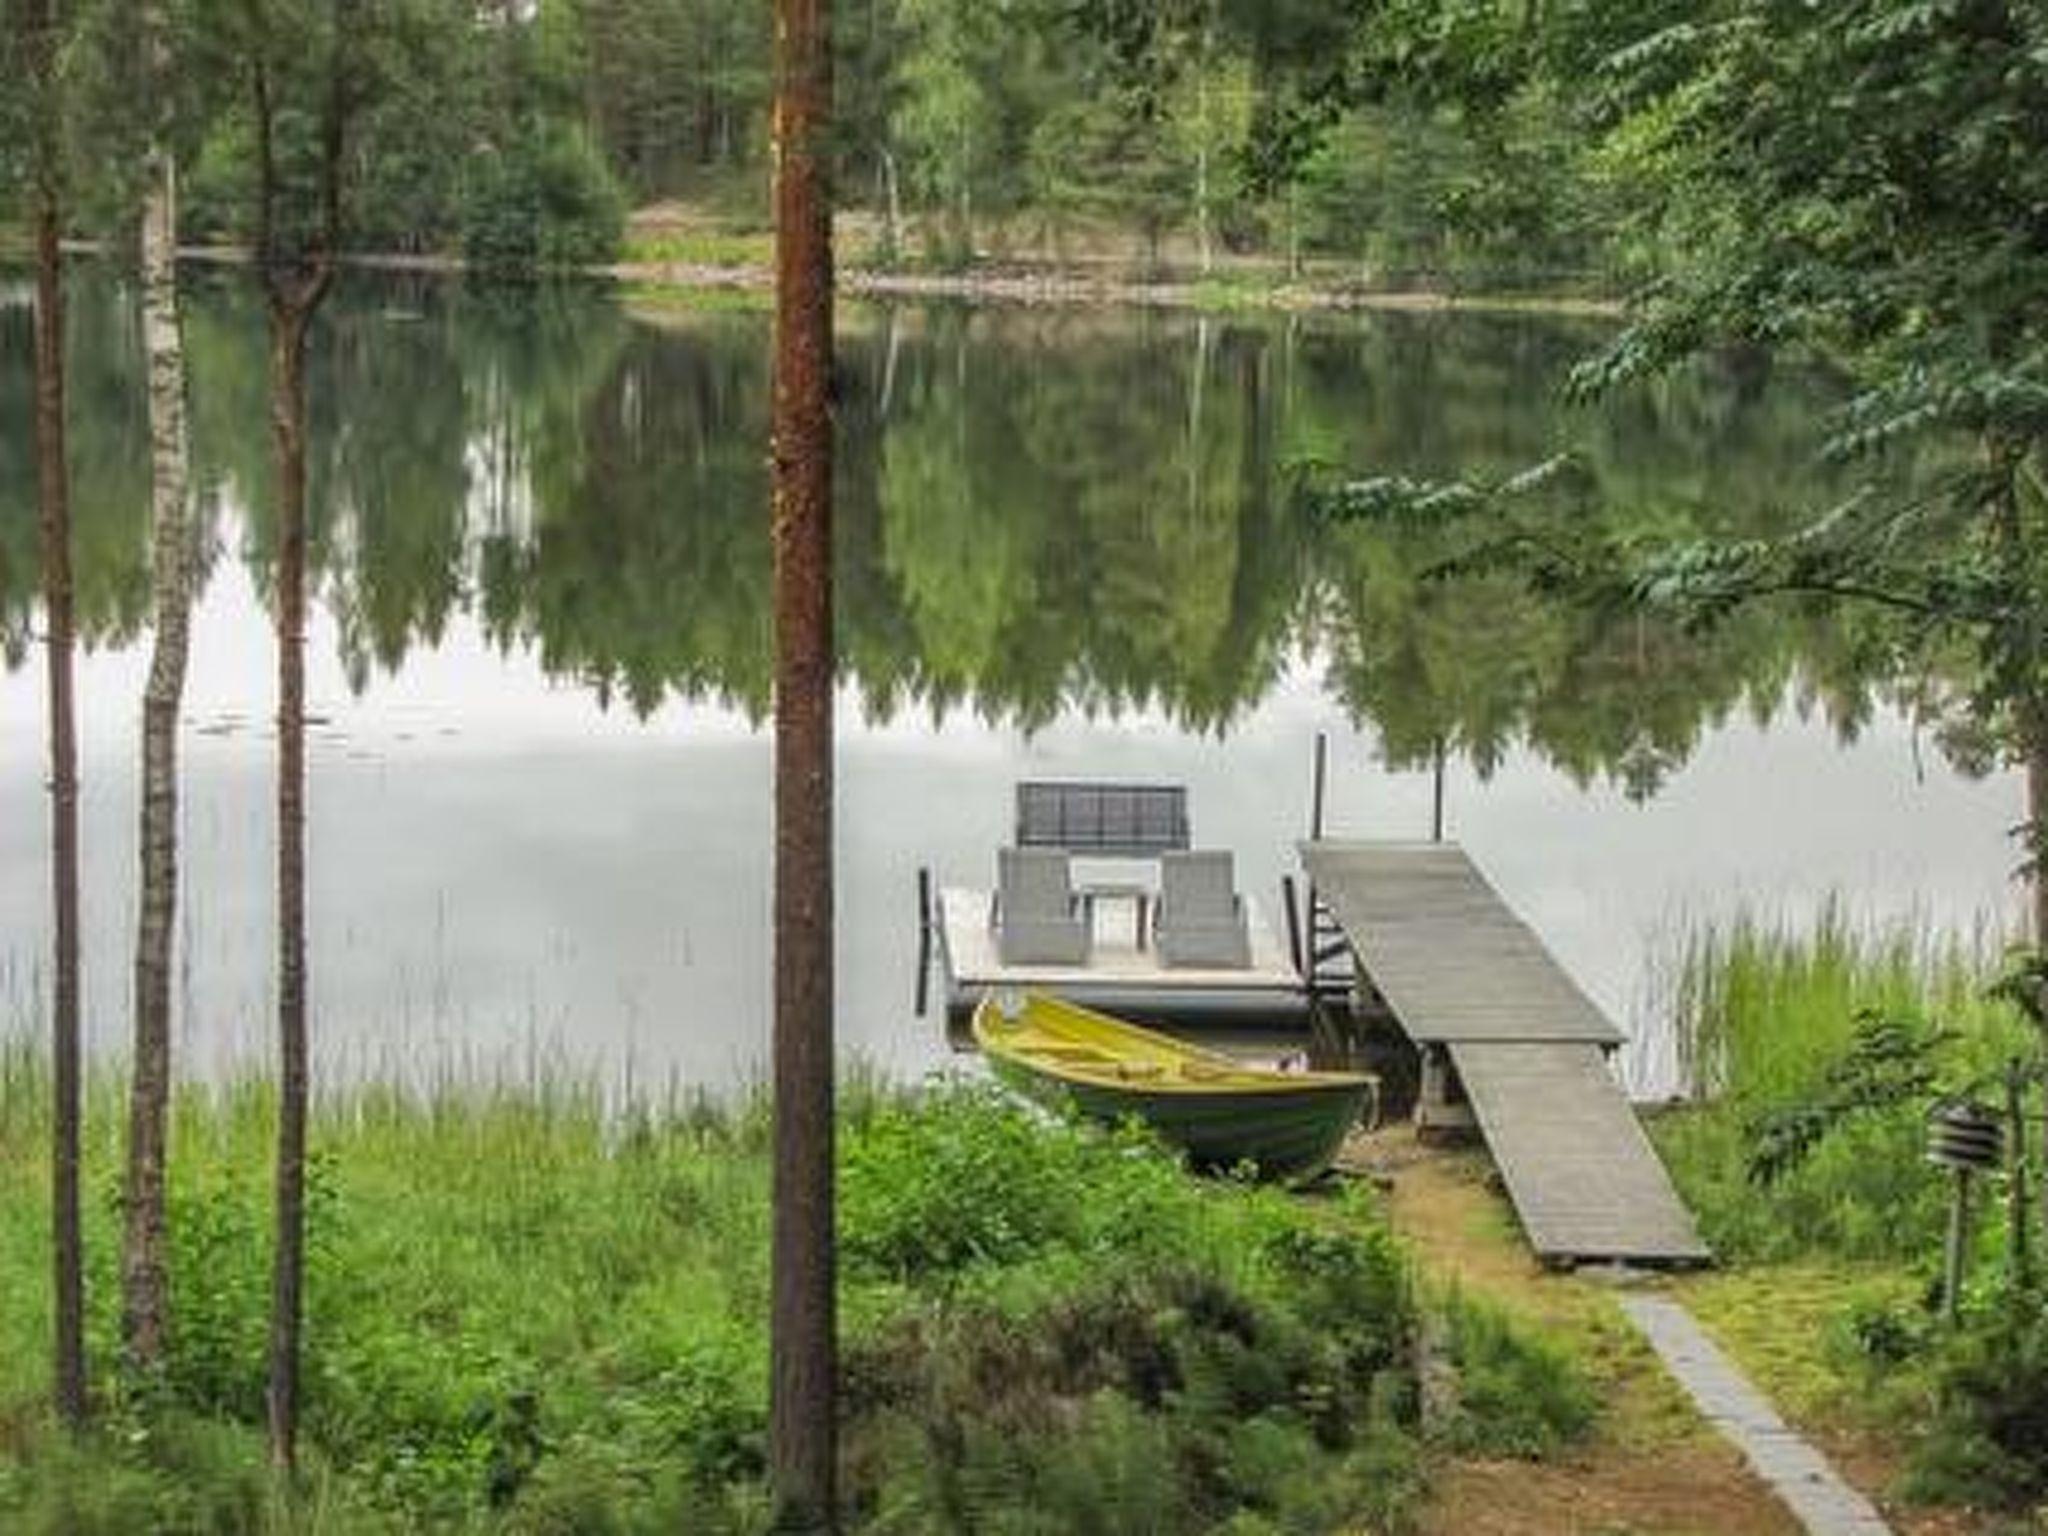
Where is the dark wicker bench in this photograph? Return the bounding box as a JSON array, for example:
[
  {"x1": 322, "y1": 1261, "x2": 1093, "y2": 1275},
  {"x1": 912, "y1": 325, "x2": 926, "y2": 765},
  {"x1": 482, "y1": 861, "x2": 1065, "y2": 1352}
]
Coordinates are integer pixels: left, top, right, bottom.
[{"x1": 1014, "y1": 781, "x2": 1190, "y2": 858}]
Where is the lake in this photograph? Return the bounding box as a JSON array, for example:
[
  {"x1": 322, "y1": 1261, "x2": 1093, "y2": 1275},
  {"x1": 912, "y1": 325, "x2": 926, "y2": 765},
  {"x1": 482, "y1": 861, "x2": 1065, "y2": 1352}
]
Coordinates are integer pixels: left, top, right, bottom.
[{"x1": 0, "y1": 270, "x2": 2023, "y2": 1097}]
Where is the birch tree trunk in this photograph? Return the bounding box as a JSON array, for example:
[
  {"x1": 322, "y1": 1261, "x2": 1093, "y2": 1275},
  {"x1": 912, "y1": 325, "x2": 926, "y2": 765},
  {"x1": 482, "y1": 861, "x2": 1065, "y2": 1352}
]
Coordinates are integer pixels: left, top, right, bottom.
[
  {"x1": 881, "y1": 146, "x2": 903, "y2": 264},
  {"x1": 770, "y1": 0, "x2": 837, "y2": 1525},
  {"x1": 122, "y1": 0, "x2": 194, "y2": 1376},
  {"x1": 27, "y1": 0, "x2": 88, "y2": 1432}
]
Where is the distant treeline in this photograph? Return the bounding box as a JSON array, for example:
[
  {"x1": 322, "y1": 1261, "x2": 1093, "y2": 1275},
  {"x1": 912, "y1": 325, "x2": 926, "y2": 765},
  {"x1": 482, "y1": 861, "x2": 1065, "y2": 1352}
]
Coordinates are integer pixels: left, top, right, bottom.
[{"x1": 1, "y1": 0, "x2": 1641, "y2": 286}]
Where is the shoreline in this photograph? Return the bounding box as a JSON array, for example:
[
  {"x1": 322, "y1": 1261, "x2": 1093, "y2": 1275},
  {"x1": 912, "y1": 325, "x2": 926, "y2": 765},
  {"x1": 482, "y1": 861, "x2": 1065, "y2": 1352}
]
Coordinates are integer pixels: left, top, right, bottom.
[
  {"x1": 613, "y1": 257, "x2": 1626, "y2": 317},
  {"x1": 48, "y1": 238, "x2": 1625, "y2": 319}
]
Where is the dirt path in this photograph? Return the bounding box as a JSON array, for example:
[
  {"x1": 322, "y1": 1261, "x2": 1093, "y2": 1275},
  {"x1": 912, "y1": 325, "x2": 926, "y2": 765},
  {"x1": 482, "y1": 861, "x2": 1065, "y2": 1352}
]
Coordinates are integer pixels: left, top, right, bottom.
[
  {"x1": 1347, "y1": 1129, "x2": 2003, "y2": 1535},
  {"x1": 1345, "y1": 1130, "x2": 1802, "y2": 1534}
]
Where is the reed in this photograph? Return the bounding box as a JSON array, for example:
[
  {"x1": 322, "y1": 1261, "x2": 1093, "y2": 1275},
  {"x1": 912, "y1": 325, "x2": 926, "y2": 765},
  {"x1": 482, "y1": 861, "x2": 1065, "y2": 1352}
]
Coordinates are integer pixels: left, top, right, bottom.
[{"x1": 1655, "y1": 906, "x2": 2032, "y2": 1261}]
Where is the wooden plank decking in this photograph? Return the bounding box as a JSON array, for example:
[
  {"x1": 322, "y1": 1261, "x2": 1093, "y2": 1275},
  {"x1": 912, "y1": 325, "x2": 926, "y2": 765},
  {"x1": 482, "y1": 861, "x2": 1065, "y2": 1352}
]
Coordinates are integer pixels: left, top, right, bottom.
[
  {"x1": 1453, "y1": 1041, "x2": 1708, "y2": 1263},
  {"x1": 1301, "y1": 840, "x2": 1707, "y2": 1264},
  {"x1": 1300, "y1": 840, "x2": 1619, "y2": 1045},
  {"x1": 938, "y1": 887, "x2": 1300, "y2": 995}
]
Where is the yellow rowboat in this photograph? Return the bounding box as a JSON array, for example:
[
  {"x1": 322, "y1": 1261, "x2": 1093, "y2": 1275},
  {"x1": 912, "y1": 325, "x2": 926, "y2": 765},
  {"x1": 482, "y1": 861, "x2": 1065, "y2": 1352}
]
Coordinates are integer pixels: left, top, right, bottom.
[{"x1": 971, "y1": 991, "x2": 1377, "y2": 1182}]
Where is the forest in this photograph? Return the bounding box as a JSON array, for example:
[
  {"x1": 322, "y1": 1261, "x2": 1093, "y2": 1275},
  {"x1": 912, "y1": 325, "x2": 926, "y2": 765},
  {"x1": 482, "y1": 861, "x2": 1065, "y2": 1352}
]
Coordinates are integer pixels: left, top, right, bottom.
[{"x1": 2, "y1": 0, "x2": 1639, "y2": 287}]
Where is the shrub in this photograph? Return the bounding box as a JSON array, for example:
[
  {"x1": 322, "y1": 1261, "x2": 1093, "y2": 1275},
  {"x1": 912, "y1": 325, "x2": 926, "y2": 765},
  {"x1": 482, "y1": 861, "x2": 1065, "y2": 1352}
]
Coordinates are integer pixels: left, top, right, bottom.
[
  {"x1": 840, "y1": 1085, "x2": 1090, "y2": 1278},
  {"x1": 1908, "y1": 1300, "x2": 2048, "y2": 1509},
  {"x1": 463, "y1": 125, "x2": 625, "y2": 274},
  {"x1": 1432, "y1": 1291, "x2": 1595, "y2": 1458}
]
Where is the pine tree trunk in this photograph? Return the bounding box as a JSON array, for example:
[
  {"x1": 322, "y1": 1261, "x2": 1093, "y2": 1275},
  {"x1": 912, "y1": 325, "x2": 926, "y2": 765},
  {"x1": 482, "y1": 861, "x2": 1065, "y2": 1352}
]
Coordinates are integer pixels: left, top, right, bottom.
[
  {"x1": 1195, "y1": 2, "x2": 1214, "y2": 278},
  {"x1": 266, "y1": 297, "x2": 314, "y2": 1474},
  {"x1": 2029, "y1": 726, "x2": 2048, "y2": 951},
  {"x1": 29, "y1": 0, "x2": 88, "y2": 1433},
  {"x1": 770, "y1": 0, "x2": 836, "y2": 1526},
  {"x1": 249, "y1": 0, "x2": 346, "y2": 1473},
  {"x1": 122, "y1": 0, "x2": 194, "y2": 1376},
  {"x1": 2024, "y1": 707, "x2": 2048, "y2": 1256}
]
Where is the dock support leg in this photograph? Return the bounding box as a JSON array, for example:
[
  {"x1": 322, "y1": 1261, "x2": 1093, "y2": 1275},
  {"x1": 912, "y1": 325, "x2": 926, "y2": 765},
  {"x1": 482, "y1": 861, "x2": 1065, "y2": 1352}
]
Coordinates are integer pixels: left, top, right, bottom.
[
  {"x1": 1415, "y1": 1045, "x2": 1477, "y2": 1140},
  {"x1": 914, "y1": 866, "x2": 933, "y2": 1019}
]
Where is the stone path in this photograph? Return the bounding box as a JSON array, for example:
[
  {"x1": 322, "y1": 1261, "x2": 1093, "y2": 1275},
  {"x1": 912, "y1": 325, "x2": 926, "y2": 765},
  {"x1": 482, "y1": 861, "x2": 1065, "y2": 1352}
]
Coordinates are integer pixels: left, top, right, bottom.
[{"x1": 1619, "y1": 1294, "x2": 1893, "y2": 1536}]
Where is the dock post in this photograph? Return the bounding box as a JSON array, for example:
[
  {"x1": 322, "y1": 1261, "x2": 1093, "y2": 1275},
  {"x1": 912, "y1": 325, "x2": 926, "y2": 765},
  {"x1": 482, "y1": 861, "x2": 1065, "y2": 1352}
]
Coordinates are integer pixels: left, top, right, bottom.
[
  {"x1": 1306, "y1": 734, "x2": 1329, "y2": 997},
  {"x1": 1430, "y1": 738, "x2": 1445, "y2": 843},
  {"x1": 1310, "y1": 731, "x2": 1328, "y2": 840},
  {"x1": 914, "y1": 866, "x2": 933, "y2": 1018},
  {"x1": 1281, "y1": 874, "x2": 1304, "y2": 977}
]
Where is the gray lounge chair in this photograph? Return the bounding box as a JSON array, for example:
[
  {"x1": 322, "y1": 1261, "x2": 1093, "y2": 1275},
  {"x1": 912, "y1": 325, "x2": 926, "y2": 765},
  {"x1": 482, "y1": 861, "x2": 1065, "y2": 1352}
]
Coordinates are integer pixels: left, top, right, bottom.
[
  {"x1": 1155, "y1": 849, "x2": 1251, "y2": 969},
  {"x1": 994, "y1": 847, "x2": 1090, "y2": 965}
]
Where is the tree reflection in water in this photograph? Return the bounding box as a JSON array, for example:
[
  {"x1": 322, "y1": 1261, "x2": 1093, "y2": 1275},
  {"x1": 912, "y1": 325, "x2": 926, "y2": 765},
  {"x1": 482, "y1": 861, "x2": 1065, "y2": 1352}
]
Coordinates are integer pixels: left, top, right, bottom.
[{"x1": 0, "y1": 269, "x2": 1932, "y2": 799}]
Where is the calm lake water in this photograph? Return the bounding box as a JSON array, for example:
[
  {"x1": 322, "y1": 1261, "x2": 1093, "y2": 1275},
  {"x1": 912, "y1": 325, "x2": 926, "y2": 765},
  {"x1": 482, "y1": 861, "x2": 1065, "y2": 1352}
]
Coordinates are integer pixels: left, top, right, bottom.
[{"x1": 0, "y1": 270, "x2": 2023, "y2": 1097}]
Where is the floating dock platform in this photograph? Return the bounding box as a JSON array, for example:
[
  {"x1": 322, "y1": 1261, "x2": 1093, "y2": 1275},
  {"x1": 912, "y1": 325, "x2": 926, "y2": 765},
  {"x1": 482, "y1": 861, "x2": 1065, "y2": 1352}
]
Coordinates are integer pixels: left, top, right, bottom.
[
  {"x1": 1302, "y1": 839, "x2": 1709, "y2": 1267},
  {"x1": 935, "y1": 886, "x2": 1307, "y2": 1025}
]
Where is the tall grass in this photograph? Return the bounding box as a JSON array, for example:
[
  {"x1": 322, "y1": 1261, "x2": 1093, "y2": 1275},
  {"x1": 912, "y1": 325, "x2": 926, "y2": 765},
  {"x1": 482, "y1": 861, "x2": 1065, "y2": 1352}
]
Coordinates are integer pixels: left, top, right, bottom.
[
  {"x1": 2, "y1": 1050, "x2": 1571, "y2": 1533},
  {"x1": 1655, "y1": 907, "x2": 2034, "y2": 1262}
]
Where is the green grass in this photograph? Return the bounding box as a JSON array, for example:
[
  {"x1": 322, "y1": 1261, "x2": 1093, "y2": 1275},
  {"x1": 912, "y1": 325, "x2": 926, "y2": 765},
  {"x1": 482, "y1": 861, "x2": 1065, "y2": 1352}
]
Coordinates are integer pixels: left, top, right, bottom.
[
  {"x1": 1654, "y1": 908, "x2": 2033, "y2": 1262},
  {"x1": 618, "y1": 230, "x2": 775, "y2": 269},
  {"x1": 2, "y1": 1053, "x2": 1526, "y2": 1533},
  {"x1": 1650, "y1": 910, "x2": 2048, "y2": 1513}
]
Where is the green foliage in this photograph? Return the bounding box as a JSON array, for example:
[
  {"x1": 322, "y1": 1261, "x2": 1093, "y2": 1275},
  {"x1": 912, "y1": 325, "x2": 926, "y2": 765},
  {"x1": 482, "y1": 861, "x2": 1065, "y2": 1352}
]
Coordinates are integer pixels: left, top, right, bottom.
[
  {"x1": 839, "y1": 1083, "x2": 1153, "y2": 1278},
  {"x1": 1562, "y1": 0, "x2": 2048, "y2": 792},
  {"x1": 1658, "y1": 920, "x2": 2048, "y2": 1513},
  {"x1": 0, "y1": 1064, "x2": 1436, "y2": 1532},
  {"x1": 1432, "y1": 1291, "x2": 1596, "y2": 1459},
  {"x1": 1744, "y1": 1012, "x2": 1951, "y2": 1188},
  {"x1": 0, "y1": 1414, "x2": 361, "y2": 1536},
  {"x1": 849, "y1": 1252, "x2": 1417, "y2": 1532},
  {"x1": 1655, "y1": 914, "x2": 2035, "y2": 1261},
  {"x1": 1907, "y1": 1301, "x2": 2048, "y2": 1510},
  {"x1": 463, "y1": 124, "x2": 626, "y2": 273}
]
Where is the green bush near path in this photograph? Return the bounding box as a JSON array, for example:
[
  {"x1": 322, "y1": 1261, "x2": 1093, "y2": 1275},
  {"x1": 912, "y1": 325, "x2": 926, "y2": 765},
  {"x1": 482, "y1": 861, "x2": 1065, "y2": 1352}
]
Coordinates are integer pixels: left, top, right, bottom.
[{"x1": 0, "y1": 1060, "x2": 1593, "y2": 1533}]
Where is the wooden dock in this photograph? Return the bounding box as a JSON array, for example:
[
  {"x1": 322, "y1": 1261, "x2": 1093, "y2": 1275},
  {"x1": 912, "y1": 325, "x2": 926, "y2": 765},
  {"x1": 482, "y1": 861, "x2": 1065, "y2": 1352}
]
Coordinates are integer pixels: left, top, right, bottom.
[
  {"x1": 937, "y1": 887, "x2": 1302, "y2": 1001},
  {"x1": 1301, "y1": 840, "x2": 1708, "y2": 1265}
]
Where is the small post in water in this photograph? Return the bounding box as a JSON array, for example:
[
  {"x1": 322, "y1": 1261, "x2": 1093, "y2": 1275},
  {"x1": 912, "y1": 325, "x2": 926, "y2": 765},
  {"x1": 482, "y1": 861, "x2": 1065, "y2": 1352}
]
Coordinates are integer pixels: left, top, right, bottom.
[{"x1": 914, "y1": 866, "x2": 933, "y2": 1019}]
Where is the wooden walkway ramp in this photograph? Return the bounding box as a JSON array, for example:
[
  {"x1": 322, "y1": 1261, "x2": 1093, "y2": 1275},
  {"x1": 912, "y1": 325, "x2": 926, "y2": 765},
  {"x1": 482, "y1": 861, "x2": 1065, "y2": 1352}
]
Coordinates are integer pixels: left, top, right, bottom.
[{"x1": 1301, "y1": 840, "x2": 1708, "y2": 1266}]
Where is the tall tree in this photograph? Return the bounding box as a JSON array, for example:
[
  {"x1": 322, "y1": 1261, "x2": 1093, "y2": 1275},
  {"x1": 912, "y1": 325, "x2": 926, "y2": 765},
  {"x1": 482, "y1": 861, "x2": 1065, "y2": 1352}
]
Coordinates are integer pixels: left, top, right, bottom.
[
  {"x1": 769, "y1": 0, "x2": 836, "y2": 1526},
  {"x1": 240, "y1": 0, "x2": 357, "y2": 1473},
  {"x1": 121, "y1": 0, "x2": 196, "y2": 1376},
  {"x1": 19, "y1": 0, "x2": 89, "y2": 1432}
]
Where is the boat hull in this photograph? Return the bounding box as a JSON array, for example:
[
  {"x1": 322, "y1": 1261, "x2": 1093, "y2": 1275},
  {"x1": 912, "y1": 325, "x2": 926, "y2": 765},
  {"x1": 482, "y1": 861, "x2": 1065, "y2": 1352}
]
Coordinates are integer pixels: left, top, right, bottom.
[{"x1": 974, "y1": 993, "x2": 1374, "y2": 1183}]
